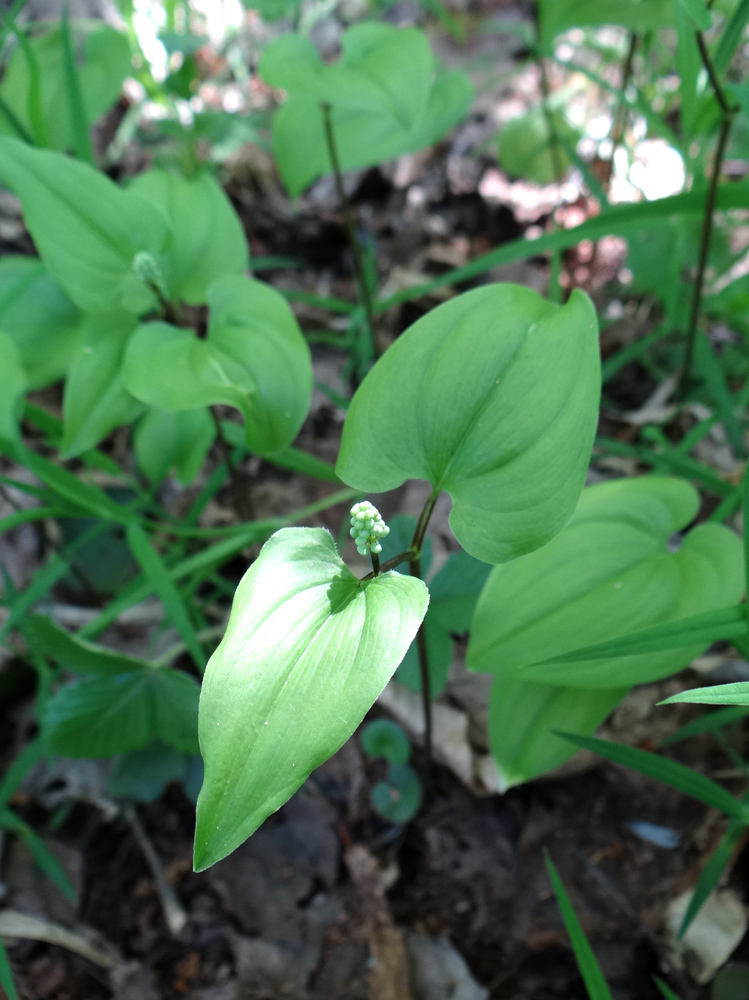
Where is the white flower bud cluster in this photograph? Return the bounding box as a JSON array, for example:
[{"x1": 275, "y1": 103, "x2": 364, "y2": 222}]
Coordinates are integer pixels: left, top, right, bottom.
[
  {"x1": 350, "y1": 501, "x2": 390, "y2": 557},
  {"x1": 132, "y1": 251, "x2": 168, "y2": 300}
]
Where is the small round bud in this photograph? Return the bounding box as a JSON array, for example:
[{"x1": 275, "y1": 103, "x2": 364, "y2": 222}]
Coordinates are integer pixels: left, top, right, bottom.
[{"x1": 349, "y1": 501, "x2": 390, "y2": 562}]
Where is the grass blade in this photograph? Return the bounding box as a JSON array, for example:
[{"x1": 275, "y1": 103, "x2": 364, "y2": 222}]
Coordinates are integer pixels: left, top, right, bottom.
[
  {"x1": 557, "y1": 733, "x2": 748, "y2": 820},
  {"x1": 661, "y1": 682, "x2": 749, "y2": 707},
  {"x1": 653, "y1": 977, "x2": 682, "y2": 1000},
  {"x1": 694, "y1": 332, "x2": 746, "y2": 459},
  {"x1": 59, "y1": 7, "x2": 94, "y2": 164},
  {"x1": 544, "y1": 852, "x2": 614, "y2": 1000},
  {"x1": 0, "y1": 934, "x2": 18, "y2": 1000},
  {"x1": 0, "y1": 808, "x2": 76, "y2": 903},
  {"x1": 0, "y1": 739, "x2": 44, "y2": 809},
  {"x1": 714, "y1": 0, "x2": 749, "y2": 76},
  {"x1": 661, "y1": 705, "x2": 749, "y2": 746},
  {"x1": 524, "y1": 605, "x2": 747, "y2": 671},
  {"x1": 125, "y1": 522, "x2": 206, "y2": 671},
  {"x1": 679, "y1": 818, "x2": 745, "y2": 937}
]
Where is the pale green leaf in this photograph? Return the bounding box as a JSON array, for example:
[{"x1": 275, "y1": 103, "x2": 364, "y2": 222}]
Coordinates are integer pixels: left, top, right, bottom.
[
  {"x1": 661, "y1": 682, "x2": 749, "y2": 706},
  {"x1": 336, "y1": 285, "x2": 600, "y2": 564},
  {"x1": 0, "y1": 332, "x2": 27, "y2": 441},
  {"x1": 0, "y1": 136, "x2": 169, "y2": 314},
  {"x1": 468, "y1": 477, "x2": 744, "y2": 689},
  {"x1": 675, "y1": 0, "x2": 711, "y2": 29},
  {"x1": 134, "y1": 407, "x2": 216, "y2": 485},
  {"x1": 194, "y1": 527, "x2": 428, "y2": 870},
  {"x1": 125, "y1": 275, "x2": 312, "y2": 455},
  {"x1": 127, "y1": 168, "x2": 249, "y2": 304},
  {"x1": 62, "y1": 311, "x2": 143, "y2": 458},
  {"x1": 27, "y1": 614, "x2": 147, "y2": 675},
  {"x1": 538, "y1": 0, "x2": 674, "y2": 43},
  {"x1": 497, "y1": 109, "x2": 578, "y2": 184}
]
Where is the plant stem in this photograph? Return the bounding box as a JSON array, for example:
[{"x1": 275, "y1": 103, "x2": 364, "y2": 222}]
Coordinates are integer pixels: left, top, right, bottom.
[
  {"x1": 608, "y1": 32, "x2": 637, "y2": 179},
  {"x1": 408, "y1": 489, "x2": 440, "y2": 767},
  {"x1": 679, "y1": 32, "x2": 737, "y2": 394},
  {"x1": 209, "y1": 406, "x2": 253, "y2": 521},
  {"x1": 538, "y1": 55, "x2": 566, "y2": 186},
  {"x1": 320, "y1": 102, "x2": 376, "y2": 356},
  {"x1": 370, "y1": 551, "x2": 380, "y2": 576}
]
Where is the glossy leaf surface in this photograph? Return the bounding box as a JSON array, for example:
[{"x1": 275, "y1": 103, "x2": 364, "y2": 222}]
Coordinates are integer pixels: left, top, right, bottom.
[
  {"x1": 128, "y1": 168, "x2": 249, "y2": 304},
  {"x1": 337, "y1": 284, "x2": 600, "y2": 563},
  {"x1": 0, "y1": 137, "x2": 168, "y2": 315},
  {"x1": 468, "y1": 477, "x2": 744, "y2": 689},
  {"x1": 125, "y1": 275, "x2": 312, "y2": 455},
  {"x1": 194, "y1": 527, "x2": 428, "y2": 870},
  {"x1": 260, "y1": 24, "x2": 471, "y2": 196}
]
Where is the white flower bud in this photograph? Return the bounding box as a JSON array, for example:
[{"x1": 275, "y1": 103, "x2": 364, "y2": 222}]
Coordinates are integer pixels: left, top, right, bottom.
[{"x1": 349, "y1": 501, "x2": 389, "y2": 561}]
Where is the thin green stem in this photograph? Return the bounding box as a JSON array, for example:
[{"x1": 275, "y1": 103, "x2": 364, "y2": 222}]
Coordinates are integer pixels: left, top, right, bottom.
[
  {"x1": 538, "y1": 56, "x2": 566, "y2": 185},
  {"x1": 370, "y1": 551, "x2": 380, "y2": 576},
  {"x1": 679, "y1": 109, "x2": 736, "y2": 394},
  {"x1": 608, "y1": 32, "x2": 638, "y2": 179},
  {"x1": 696, "y1": 31, "x2": 732, "y2": 115},
  {"x1": 408, "y1": 489, "x2": 440, "y2": 768},
  {"x1": 320, "y1": 102, "x2": 376, "y2": 357},
  {"x1": 209, "y1": 407, "x2": 254, "y2": 521}
]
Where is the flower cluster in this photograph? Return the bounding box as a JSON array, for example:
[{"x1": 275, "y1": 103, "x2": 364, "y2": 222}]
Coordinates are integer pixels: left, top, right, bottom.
[
  {"x1": 349, "y1": 501, "x2": 390, "y2": 557},
  {"x1": 132, "y1": 251, "x2": 168, "y2": 300}
]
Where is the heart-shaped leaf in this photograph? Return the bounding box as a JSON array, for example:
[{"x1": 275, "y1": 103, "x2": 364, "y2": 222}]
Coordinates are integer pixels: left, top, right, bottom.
[
  {"x1": 194, "y1": 527, "x2": 428, "y2": 870},
  {"x1": 260, "y1": 24, "x2": 471, "y2": 197},
  {"x1": 127, "y1": 168, "x2": 249, "y2": 304},
  {"x1": 125, "y1": 275, "x2": 312, "y2": 455},
  {"x1": 0, "y1": 137, "x2": 169, "y2": 315},
  {"x1": 468, "y1": 476, "x2": 744, "y2": 690},
  {"x1": 336, "y1": 284, "x2": 600, "y2": 564},
  {"x1": 62, "y1": 312, "x2": 143, "y2": 458}
]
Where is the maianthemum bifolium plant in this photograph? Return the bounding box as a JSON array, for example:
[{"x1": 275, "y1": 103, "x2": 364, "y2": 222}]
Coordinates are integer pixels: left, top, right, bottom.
[{"x1": 2, "y1": 9, "x2": 749, "y2": 992}]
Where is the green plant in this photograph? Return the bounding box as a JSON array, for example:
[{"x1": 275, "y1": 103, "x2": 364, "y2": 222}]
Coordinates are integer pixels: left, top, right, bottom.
[{"x1": 361, "y1": 718, "x2": 421, "y2": 823}]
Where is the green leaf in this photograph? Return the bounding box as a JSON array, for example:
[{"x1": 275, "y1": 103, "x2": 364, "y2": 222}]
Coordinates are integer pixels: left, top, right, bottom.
[
  {"x1": 538, "y1": 0, "x2": 674, "y2": 43},
  {"x1": 61, "y1": 312, "x2": 143, "y2": 457},
  {"x1": 0, "y1": 332, "x2": 27, "y2": 441},
  {"x1": 126, "y1": 522, "x2": 206, "y2": 670},
  {"x1": 260, "y1": 24, "x2": 471, "y2": 197},
  {"x1": 127, "y1": 168, "x2": 249, "y2": 304},
  {"x1": 125, "y1": 275, "x2": 312, "y2": 455},
  {"x1": 0, "y1": 20, "x2": 130, "y2": 153},
  {"x1": 661, "y1": 682, "x2": 749, "y2": 706},
  {"x1": 676, "y1": 0, "x2": 712, "y2": 29},
  {"x1": 468, "y1": 477, "x2": 745, "y2": 689},
  {"x1": 134, "y1": 407, "x2": 216, "y2": 486},
  {"x1": 544, "y1": 853, "x2": 614, "y2": 1000},
  {"x1": 558, "y1": 733, "x2": 749, "y2": 820},
  {"x1": 485, "y1": 678, "x2": 625, "y2": 789},
  {"x1": 194, "y1": 526, "x2": 428, "y2": 870},
  {"x1": 337, "y1": 285, "x2": 600, "y2": 564},
  {"x1": 428, "y1": 549, "x2": 491, "y2": 634},
  {"x1": 653, "y1": 977, "x2": 682, "y2": 1000},
  {"x1": 371, "y1": 763, "x2": 421, "y2": 823},
  {"x1": 27, "y1": 614, "x2": 147, "y2": 675},
  {"x1": 108, "y1": 743, "x2": 191, "y2": 802},
  {"x1": 0, "y1": 256, "x2": 84, "y2": 389},
  {"x1": 395, "y1": 618, "x2": 452, "y2": 695},
  {"x1": 675, "y1": 0, "x2": 703, "y2": 136},
  {"x1": 661, "y1": 705, "x2": 749, "y2": 746},
  {"x1": 0, "y1": 933, "x2": 18, "y2": 1000},
  {"x1": 0, "y1": 739, "x2": 44, "y2": 810},
  {"x1": 0, "y1": 136, "x2": 169, "y2": 314},
  {"x1": 714, "y1": 0, "x2": 749, "y2": 76},
  {"x1": 497, "y1": 108, "x2": 578, "y2": 184},
  {"x1": 44, "y1": 666, "x2": 199, "y2": 757},
  {"x1": 361, "y1": 718, "x2": 411, "y2": 764}
]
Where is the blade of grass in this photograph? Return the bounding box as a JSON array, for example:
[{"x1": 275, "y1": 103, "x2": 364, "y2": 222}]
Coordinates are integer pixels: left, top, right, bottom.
[
  {"x1": 556, "y1": 733, "x2": 748, "y2": 820},
  {"x1": 59, "y1": 6, "x2": 94, "y2": 164},
  {"x1": 544, "y1": 852, "x2": 614, "y2": 1000},
  {"x1": 0, "y1": 808, "x2": 76, "y2": 903},
  {"x1": 0, "y1": 91, "x2": 34, "y2": 143},
  {"x1": 525, "y1": 605, "x2": 747, "y2": 671},
  {"x1": 281, "y1": 288, "x2": 356, "y2": 314},
  {"x1": 0, "y1": 738, "x2": 44, "y2": 808},
  {"x1": 125, "y1": 522, "x2": 206, "y2": 671},
  {"x1": 661, "y1": 705, "x2": 749, "y2": 746},
  {"x1": 0, "y1": 935, "x2": 18, "y2": 1000},
  {"x1": 714, "y1": 0, "x2": 749, "y2": 76},
  {"x1": 9, "y1": 22, "x2": 50, "y2": 146},
  {"x1": 694, "y1": 332, "x2": 746, "y2": 458},
  {"x1": 679, "y1": 817, "x2": 745, "y2": 937},
  {"x1": 661, "y1": 682, "x2": 749, "y2": 706},
  {"x1": 653, "y1": 977, "x2": 682, "y2": 1000},
  {"x1": 0, "y1": 507, "x2": 65, "y2": 533}
]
